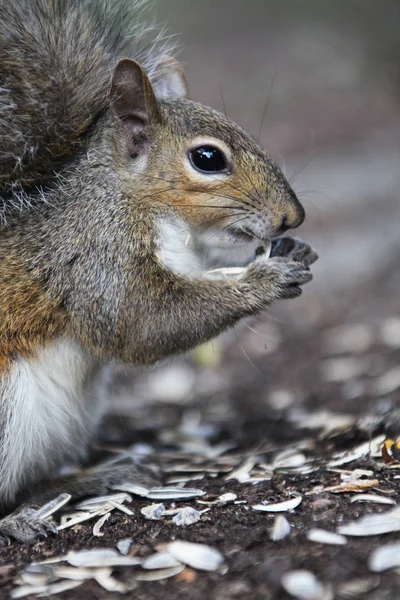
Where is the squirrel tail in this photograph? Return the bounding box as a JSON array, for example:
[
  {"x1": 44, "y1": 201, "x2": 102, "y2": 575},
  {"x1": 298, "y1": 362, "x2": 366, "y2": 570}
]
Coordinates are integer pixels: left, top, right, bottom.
[{"x1": 0, "y1": 0, "x2": 176, "y2": 200}]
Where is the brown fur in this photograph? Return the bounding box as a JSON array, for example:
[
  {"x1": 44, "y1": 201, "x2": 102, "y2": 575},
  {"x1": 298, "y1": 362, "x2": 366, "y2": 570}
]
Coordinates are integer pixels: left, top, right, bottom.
[{"x1": 0, "y1": 251, "x2": 67, "y2": 371}]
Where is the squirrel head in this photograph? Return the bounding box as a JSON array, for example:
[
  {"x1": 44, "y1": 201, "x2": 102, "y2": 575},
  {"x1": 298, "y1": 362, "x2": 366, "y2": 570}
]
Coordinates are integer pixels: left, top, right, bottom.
[{"x1": 108, "y1": 58, "x2": 305, "y2": 256}]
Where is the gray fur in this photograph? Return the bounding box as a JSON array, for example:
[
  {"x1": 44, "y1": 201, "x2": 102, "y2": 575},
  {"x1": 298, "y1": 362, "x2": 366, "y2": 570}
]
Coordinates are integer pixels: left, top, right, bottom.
[{"x1": 0, "y1": 0, "x2": 176, "y2": 210}]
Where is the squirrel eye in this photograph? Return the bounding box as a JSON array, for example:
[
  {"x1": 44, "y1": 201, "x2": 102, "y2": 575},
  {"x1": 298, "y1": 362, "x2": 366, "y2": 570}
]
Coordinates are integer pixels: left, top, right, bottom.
[{"x1": 189, "y1": 145, "x2": 228, "y2": 173}]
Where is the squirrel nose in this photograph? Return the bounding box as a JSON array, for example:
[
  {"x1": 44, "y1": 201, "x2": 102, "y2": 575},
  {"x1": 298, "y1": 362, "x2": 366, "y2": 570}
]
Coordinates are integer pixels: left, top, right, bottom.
[
  {"x1": 279, "y1": 216, "x2": 290, "y2": 233},
  {"x1": 276, "y1": 200, "x2": 305, "y2": 235}
]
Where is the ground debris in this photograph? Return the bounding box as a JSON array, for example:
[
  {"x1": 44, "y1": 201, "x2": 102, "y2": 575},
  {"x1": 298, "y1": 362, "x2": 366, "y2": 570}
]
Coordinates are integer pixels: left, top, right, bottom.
[
  {"x1": 336, "y1": 577, "x2": 380, "y2": 598},
  {"x1": 172, "y1": 506, "x2": 203, "y2": 526},
  {"x1": 5, "y1": 308, "x2": 400, "y2": 599},
  {"x1": 307, "y1": 529, "x2": 347, "y2": 545},
  {"x1": 323, "y1": 478, "x2": 379, "y2": 493},
  {"x1": 270, "y1": 515, "x2": 291, "y2": 540},
  {"x1": 281, "y1": 569, "x2": 333, "y2": 600},
  {"x1": 350, "y1": 494, "x2": 396, "y2": 505},
  {"x1": 253, "y1": 496, "x2": 302, "y2": 512},
  {"x1": 338, "y1": 506, "x2": 400, "y2": 536},
  {"x1": 369, "y1": 542, "x2": 400, "y2": 572},
  {"x1": 160, "y1": 541, "x2": 224, "y2": 572}
]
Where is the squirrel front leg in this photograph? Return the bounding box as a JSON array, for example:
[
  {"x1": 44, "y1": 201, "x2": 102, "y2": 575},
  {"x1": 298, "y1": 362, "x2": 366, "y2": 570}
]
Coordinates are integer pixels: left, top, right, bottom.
[{"x1": 125, "y1": 251, "x2": 315, "y2": 365}]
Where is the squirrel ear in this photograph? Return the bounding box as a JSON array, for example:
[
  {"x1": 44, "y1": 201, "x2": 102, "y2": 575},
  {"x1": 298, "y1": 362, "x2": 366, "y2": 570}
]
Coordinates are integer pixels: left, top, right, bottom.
[
  {"x1": 111, "y1": 59, "x2": 161, "y2": 129},
  {"x1": 152, "y1": 57, "x2": 189, "y2": 100}
]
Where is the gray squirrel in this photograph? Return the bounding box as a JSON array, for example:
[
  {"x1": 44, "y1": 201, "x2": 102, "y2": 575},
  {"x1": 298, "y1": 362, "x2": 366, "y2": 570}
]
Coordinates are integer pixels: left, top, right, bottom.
[{"x1": 0, "y1": 0, "x2": 317, "y2": 541}]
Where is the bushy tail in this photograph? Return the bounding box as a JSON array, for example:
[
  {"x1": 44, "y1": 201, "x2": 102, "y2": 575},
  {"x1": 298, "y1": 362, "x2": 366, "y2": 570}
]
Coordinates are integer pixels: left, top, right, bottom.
[{"x1": 0, "y1": 0, "x2": 175, "y2": 198}]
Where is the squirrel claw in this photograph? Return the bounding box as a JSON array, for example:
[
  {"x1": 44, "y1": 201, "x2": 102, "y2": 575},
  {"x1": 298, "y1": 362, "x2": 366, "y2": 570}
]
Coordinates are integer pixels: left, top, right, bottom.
[{"x1": 0, "y1": 505, "x2": 58, "y2": 544}]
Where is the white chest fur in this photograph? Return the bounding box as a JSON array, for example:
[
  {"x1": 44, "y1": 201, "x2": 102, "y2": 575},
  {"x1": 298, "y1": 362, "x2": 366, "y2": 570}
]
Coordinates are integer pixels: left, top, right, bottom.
[
  {"x1": 0, "y1": 339, "x2": 101, "y2": 504},
  {"x1": 156, "y1": 216, "x2": 260, "y2": 275},
  {"x1": 156, "y1": 217, "x2": 203, "y2": 276}
]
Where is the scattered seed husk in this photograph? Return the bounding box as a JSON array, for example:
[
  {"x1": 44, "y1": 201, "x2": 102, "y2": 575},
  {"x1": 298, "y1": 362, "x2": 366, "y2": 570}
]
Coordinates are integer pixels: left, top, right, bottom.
[
  {"x1": 162, "y1": 541, "x2": 224, "y2": 572},
  {"x1": 166, "y1": 475, "x2": 205, "y2": 484},
  {"x1": 141, "y1": 503, "x2": 165, "y2": 520},
  {"x1": 93, "y1": 512, "x2": 111, "y2": 537},
  {"x1": 338, "y1": 507, "x2": 400, "y2": 536},
  {"x1": 253, "y1": 496, "x2": 302, "y2": 512},
  {"x1": 38, "y1": 579, "x2": 84, "y2": 597},
  {"x1": 172, "y1": 506, "x2": 202, "y2": 526},
  {"x1": 116, "y1": 539, "x2": 133, "y2": 556},
  {"x1": 23, "y1": 565, "x2": 55, "y2": 577},
  {"x1": 57, "y1": 511, "x2": 94, "y2": 531},
  {"x1": 272, "y1": 449, "x2": 307, "y2": 469},
  {"x1": 53, "y1": 566, "x2": 110, "y2": 581},
  {"x1": 11, "y1": 585, "x2": 49, "y2": 599},
  {"x1": 111, "y1": 484, "x2": 148, "y2": 495},
  {"x1": 373, "y1": 366, "x2": 400, "y2": 396},
  {"x1": 58, "y1": 510, "x2": 106, "y2": 531},
  {"x1": 30, "y1": 558, "x2": 64, "y2": 567},
  {"x1": 337, "y1": 577, "x2": 380, "y2": 598},
  {"x1": 350, "y1": 494, "x2": 396, "y2": 505},
  {"x1": 339, "y1": 468, "x2": 375, "y2": 481},
  {"x1": 19, "y1": 571, "x2": 52, "y2": 587},
  {"x1": 94, "y1": 571, "x2": 134, "y2": 593},
  {"x1": 225, "y1": 458, "x2": 256, "y2": 482},
  {"x1": 34, "y1": 494, "x2": 71, "y2": 520},
  {"x1": 218, "y1": 492, "x2": 237, "y2": 503},
  {"x1": 165, "y1": 464, "x2": 229, "y2": 474},
  {"x1": 108, "y1": 500, "x2": 134, "y2": 515},
  {"x1": 12, "y1": 579, "x2": 83, "y2": 599},
  {"x1": 135, "y1": 565, "x2": 185, "y2": 581},
  {"x1": 369, "y1": 541, "x2": 400, "y2": 572},
  {"x1": 142, "y1": 552, "x2": 182, "y2": 570},
  {"x1": 270, "y1": 515, "x2": 291, "y2": 541},
  {"x1": 328, "y1": 435, "x2": 385, "y2": 467},
  {"x1": 162, "y1": 507, "x2": 182, "y2": 516},
  {"x1": 66, "y1": 549, "x2": 142, "y2": 568},
  {"x1": 324, "y1": 479, "x2": 379, "y2": 493},
  {"x1": 75, "y1": 493, "x2": 132, "y2": 510},
  {"x1": 281, "y1": 569, "x2": 331, "y2": 600},
  {"x1": 307, "y1": 529, "x2": 347, "y2": 546},
  {"x1": 113, "y1": 483, "x2": 205, "y2": 500},
  {"x1": 195, "y1": 492, "x2": 238, "y2": 506}
]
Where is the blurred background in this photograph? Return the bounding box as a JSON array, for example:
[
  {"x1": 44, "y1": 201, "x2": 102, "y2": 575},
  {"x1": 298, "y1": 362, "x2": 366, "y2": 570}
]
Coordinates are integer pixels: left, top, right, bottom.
[
  {"x1": 105, "y1": 0, "x2": 400, "y2": 441},
  {"x1": 153, "y1": 0, "x2": 400, "y2": 315}
]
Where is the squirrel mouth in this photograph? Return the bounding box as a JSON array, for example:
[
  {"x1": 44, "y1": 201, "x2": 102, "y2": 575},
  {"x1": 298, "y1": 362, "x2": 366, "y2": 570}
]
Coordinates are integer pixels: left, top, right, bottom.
[
  {"x1": 232, "y1": 229, "x2": 254, "y2": 243},
  {"x1": 227, "y1": 225, "x2": 272, "y2": 259},
  {"x1": 230, "y1": 225, "x2": 267, "y2": 245}
]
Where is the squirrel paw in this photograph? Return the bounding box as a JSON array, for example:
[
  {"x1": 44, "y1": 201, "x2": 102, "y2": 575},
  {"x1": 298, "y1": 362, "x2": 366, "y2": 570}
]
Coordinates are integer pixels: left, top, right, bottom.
[
  {"x1": 270, "y1": 237, "x2": 318, "y2": 267},
  {"x1": 241, "y1": 256, "x2": 313, "y2": 301},
  {"x1": 0, "y1": 505, "x2": 58, "y2": 544}
]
